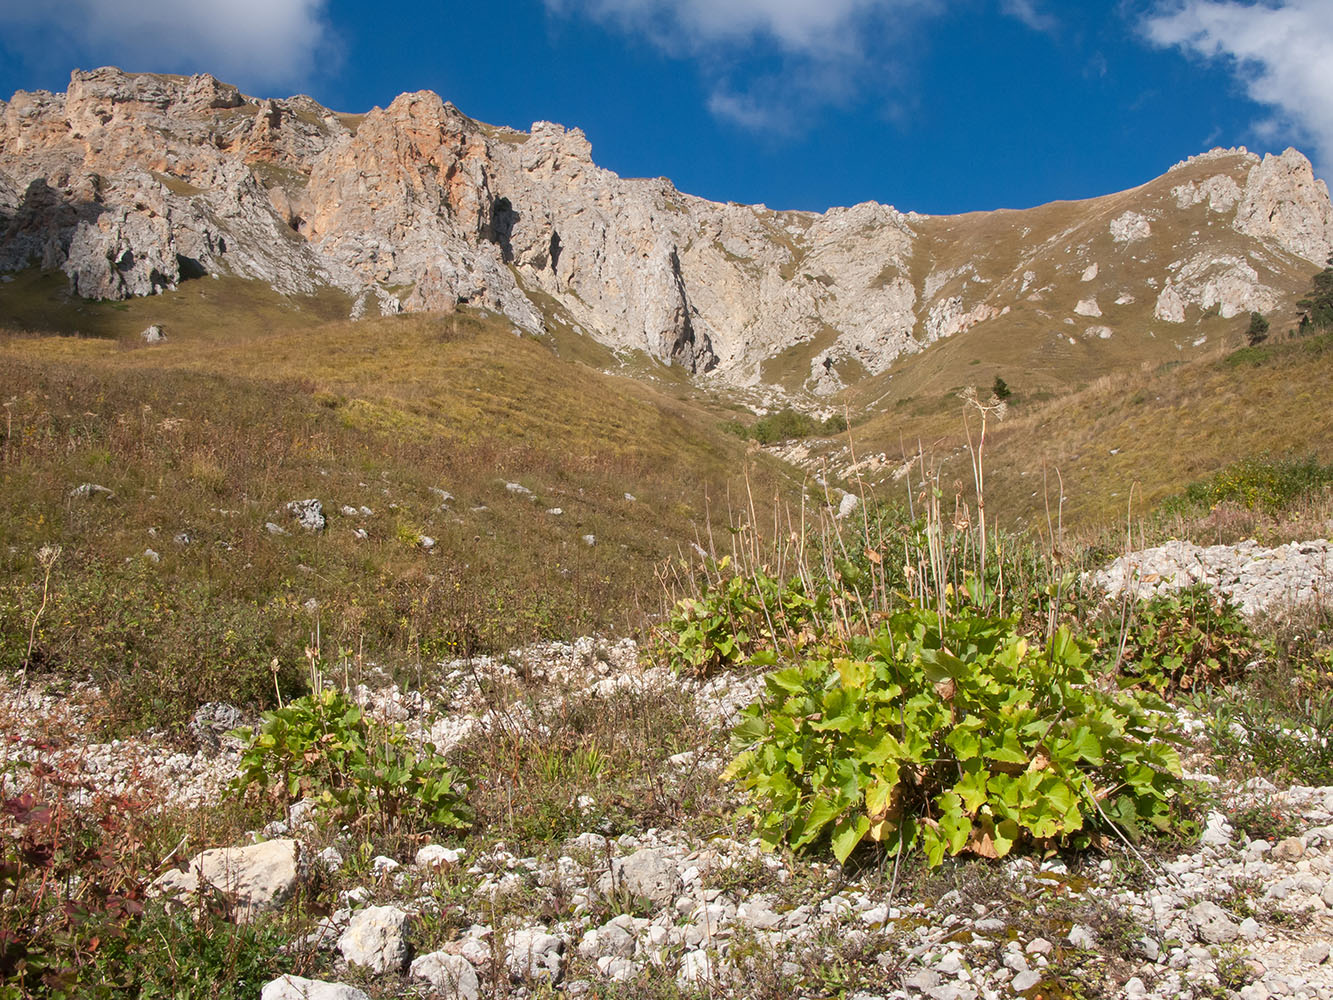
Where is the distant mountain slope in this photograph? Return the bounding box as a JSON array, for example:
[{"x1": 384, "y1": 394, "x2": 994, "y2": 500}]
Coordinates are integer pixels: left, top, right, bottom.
[{"x1": 1, "y1": 68, "x2": 1331, "y2": 396}]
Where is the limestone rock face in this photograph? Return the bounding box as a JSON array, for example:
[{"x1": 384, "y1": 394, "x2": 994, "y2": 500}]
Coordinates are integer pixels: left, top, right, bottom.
[
  {"x1": 1155, "y1": 283, "x2": 1187, "y2": 323},
  {"x1": 1168, "y1": 254, "x2": 1279, "y2": 320},
  {"x1": 0, "y1": 70, "x2": 342, "y2": 299},
  {"x1": 1234, "y1": 149, "x2": 1333, "y2": 264},
  {"x1": 1173, "y1": 174, "x2": 1242, "y2": 213},
  {"x1": 924, "y1": 296, "x2": 997, "y2": 345},
  {"x1": 2, "y1": 68, "x2": 1332, "y2": 388}
]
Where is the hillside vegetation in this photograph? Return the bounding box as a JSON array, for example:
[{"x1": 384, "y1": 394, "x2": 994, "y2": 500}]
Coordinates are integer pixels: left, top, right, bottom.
[
  {"x1": 0, "y1": 274, "x2": 795, "y2": 732},
  {"x1": 818, "y1": 304, "x2": 1333, "y2": 535}
]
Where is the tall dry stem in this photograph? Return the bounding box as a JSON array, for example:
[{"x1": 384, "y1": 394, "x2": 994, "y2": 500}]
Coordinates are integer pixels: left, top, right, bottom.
[
  {"x1": 20, "y1": 544, "x2": 61, "y2": 686},
  {"x1": 962, "y1": 386, "x2": 1007, "y2": 608}
]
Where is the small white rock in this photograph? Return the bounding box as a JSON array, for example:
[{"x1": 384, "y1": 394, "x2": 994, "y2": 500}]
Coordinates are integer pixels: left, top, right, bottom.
[
  {"x1": 416, "y1": 845, "x2": 464, "y2": 869},
  {"x1": 261, "y1": 976, "x2": 368, "y2": 1000}
]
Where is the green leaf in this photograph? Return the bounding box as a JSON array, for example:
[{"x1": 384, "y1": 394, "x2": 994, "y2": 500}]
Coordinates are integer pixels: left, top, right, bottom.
[
  {"x1": 919, "y1": 646, "x2": 967, "y2": 683},
  {"x1": 945, "y1": 717, "x2": 983, "y2": 760},
  {"x1": 922, "y1": 823, "x2": 947, "y2": 867},
  {"x1": 953, "y1": 765, "x2": 989, "y2": 814},
  {"x1": 768, "y1": 667, "x2": 808, "y2": 695},
  {"x1": 835, "y1": 658, "x2": 873, "y2": 690},
  {"x1": 831, "y1": 814, "x2": 871, "y2": 864},
  {"x1": 985, "y1": 743, "x2": 1028, "y2": 766},
  {"x1": 865, "y1": 766, "x2": 900, "y2": 817},
  {"x1": 732, "y1": 715, "x2": 768, "y2": 743},
  {"x1": 864, "y1": 732, "x2": 905, "y2": 767},
  {"x1": 992, "y1": 818, "x2": 1019, "y2": 857},
  {"x1": 937, "y1": 793, "x2": 972, "y2": 855},
  {"x1": 792, "y1": 794, "x2": 841, "y2": 848}
]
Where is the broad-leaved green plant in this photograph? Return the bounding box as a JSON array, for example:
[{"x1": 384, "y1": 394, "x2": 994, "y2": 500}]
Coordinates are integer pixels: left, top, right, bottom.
[
  {"x1": 230, "y1": 687, "x2": 470, "y2": 835},
  {"x1": 725, "y1": 604, "x2": 1183, "y2": 865}
]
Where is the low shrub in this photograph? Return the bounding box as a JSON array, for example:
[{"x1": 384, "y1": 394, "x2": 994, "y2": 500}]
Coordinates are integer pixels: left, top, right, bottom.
[
  {"x1": 0, "y1": 781, "x2": 287, "y2": 999},
  {"x1": 722, "y1": 408, "x2": 849, "y2": 445},
  {"x1": 1246, "y1": 312, "x2": 1270, "y2": 347},
  {"x1": 1227, "y1": 802, "x2": 1302, "y2": 844},
  {"x1": 1196, "y1": 693, "x2": 1333, "y2": 786},
  {"x1": 1, "y1": 789, "x2": 145, "y2": 998},
  {"x1": 1101, "y1": 584, "x2": 1259, "y2": 694},
  {"x1": 229, "y1": 687, "x2": 471, "y2": 837},
  {"x1": 1159, "y1": 457, "x2": 1333, "y2": 516},
  {"x1": 723, "y1": 601, "x2": 1184, "y2": 865},
  {"x1": 659, "y1": 557, "x2": 827, "y2": 676}
]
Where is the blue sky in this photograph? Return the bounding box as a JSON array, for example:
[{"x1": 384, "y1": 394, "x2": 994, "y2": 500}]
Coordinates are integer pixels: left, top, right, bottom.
[{"x1": 0, "y1": 1, "x2": 1329, "y2": 216}]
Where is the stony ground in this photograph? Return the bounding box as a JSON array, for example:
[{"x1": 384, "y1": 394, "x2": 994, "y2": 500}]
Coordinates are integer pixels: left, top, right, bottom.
[
  {"x1": 5, "y1": 540, "x2": 1333, "y2": 1000},
  {"x1": 1091, "y1": 539, "x2": 1333, "y2": 617}
]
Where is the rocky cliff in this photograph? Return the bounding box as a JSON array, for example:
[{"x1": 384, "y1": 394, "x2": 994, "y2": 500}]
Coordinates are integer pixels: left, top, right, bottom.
[{"x1": 3, "y1": 68, "x2": 1331, "y2": 391}]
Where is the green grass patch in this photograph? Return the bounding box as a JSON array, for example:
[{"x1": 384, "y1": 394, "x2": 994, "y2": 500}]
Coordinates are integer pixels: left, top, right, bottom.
[{"x1": 1160, "y1": 456, "x2": 1333, "y2": 517}]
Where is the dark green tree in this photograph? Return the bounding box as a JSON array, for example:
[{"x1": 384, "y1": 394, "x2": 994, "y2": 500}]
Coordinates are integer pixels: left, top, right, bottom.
[
  {"x1": 991, "y1": 375, "x2": 1011, "y2": 401},
  {"x1": 1297, "y1": 257, "x2": 1333, "y2": 334},
  {"x1": 1246, "y1": 311, "x2": 1270, "y2": 346}
]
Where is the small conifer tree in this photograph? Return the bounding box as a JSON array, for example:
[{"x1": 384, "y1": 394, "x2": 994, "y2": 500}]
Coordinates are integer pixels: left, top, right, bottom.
[
  {"x1": 991, "y1": 375, "x2": 1011, "y2": 401},
  {"x1": 1246, "y1": 311, "x2": 1270, "y2": 346},
  {"x1": 1296, "y1": 257, "x2": 1333, "y2": 334}
]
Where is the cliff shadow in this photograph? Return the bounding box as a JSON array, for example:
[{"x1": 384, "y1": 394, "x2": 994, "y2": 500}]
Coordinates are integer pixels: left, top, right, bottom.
[{"x1": 0, "y1": 179, "x2": 203, "y2": 339}]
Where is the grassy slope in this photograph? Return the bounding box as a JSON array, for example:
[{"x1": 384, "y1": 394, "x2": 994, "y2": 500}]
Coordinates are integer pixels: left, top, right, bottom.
[
  {"x1": 0, "y1": 273, "x2": 795, "y2": 729},
  {"x1": 3, "y1": 151, "x2": 1330, "y2": 727},
  {"x1": 802, "y1": 154, "x2": 1328, "y2": 531},
  {"x1": 825, "y1": 327, "x2": 1333, "y2": 535},
  {"x1": 842, "y1": 152, "x2": 1314, "y2": 414},
  {"x1": 982, "y1": 330, "x2": 1333, "y2": 530}
]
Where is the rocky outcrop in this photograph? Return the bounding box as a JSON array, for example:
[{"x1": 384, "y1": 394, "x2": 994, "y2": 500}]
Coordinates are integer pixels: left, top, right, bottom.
[
  {"x1": 1234, "y1": 149, "x2": 1333, "y2": 265},
  {"x1": 924, "y1": 296, "x2": 999, "y2": 344},
  {"x1": 1166, "y1": 253, "x2": 1279, "y2": 321},
  {"x1": 1173, "y1": 174, "x2": 1242, "y2": 213},
  {"x1": 2, "y1": 68, "x2": 1332, "y2": 386},
  {"x1": 1089, "y1": 538, "x2": 1333, "y2": 617},
  {"x1": 1154, "y1": 283, "x2": 1187, "y2": 323},
  {"x1": 338, "y1": 905, "x2": 413, "y2": 974},
  {"x1": 1110, "y1": 211, "x2": 1152, "y2": 243},
  {"x1": 286, "y1": 499, "x2": 326, "y2": 532}
]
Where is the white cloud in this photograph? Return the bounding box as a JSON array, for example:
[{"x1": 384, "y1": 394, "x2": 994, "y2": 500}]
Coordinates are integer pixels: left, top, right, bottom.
[
  {"x1": 546, "y1": 0, "x2": 944, "y2": 132},
  {"x1": 547, "y1": 0, "x2": 1061, "y2": 132},
  {"x1": 0, "y1": 0, "x2": 336, "y2": 92},
  {"x1": 546, "y1": 0, "x2": 907, "y2": 56},
  {"x1": 1143, "y1": 0, "x2": 1333, "y2": 176},
  {"x1": 1000, "y1": 0, "x2": 1056, "y2": 34}
]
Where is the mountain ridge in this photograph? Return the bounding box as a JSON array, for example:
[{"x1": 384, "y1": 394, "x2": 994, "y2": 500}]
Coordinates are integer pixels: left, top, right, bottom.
[{"x1": 2, "y1": 67, "x2": 1331, "y2": 397}]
